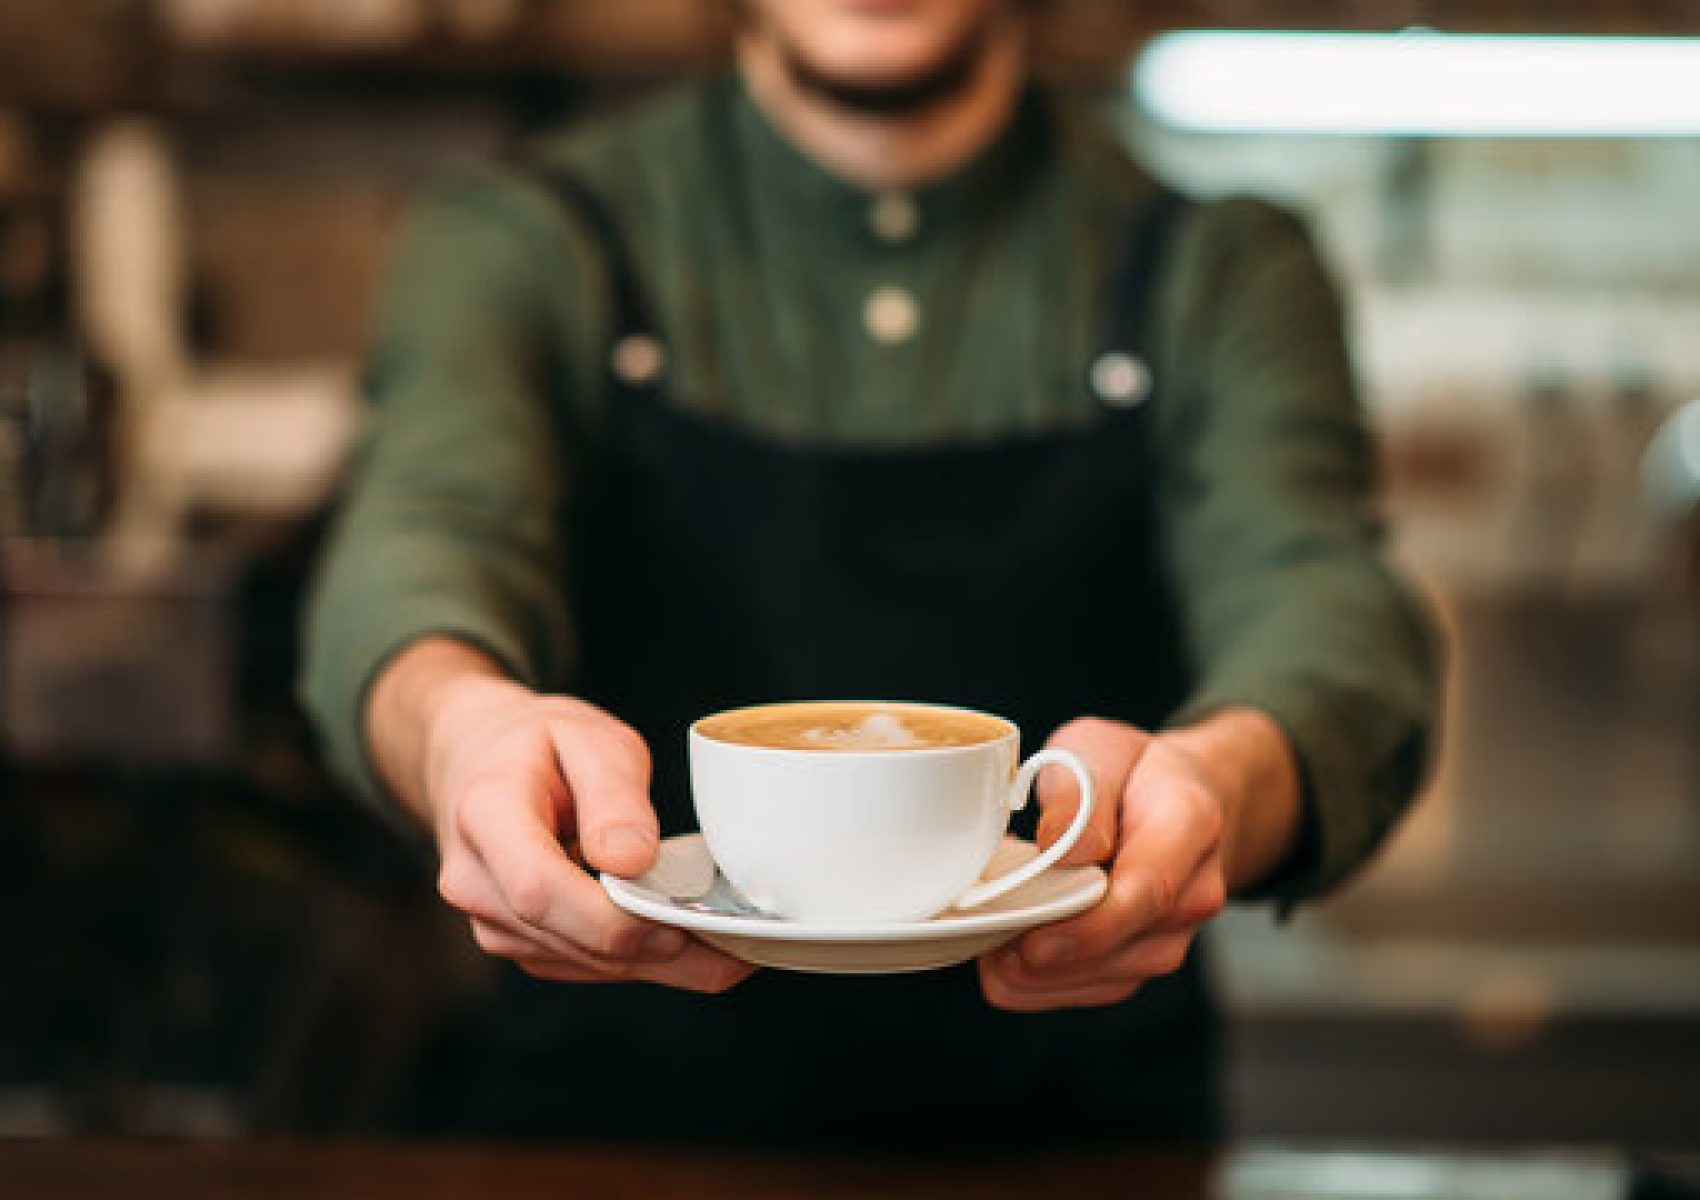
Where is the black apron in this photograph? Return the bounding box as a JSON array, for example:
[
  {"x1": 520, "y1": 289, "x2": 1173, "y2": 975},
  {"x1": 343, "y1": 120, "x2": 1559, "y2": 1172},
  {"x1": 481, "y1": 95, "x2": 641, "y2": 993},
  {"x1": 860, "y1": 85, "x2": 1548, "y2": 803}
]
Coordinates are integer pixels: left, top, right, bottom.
[{"x1": 435, "y1": 165, "x2": 1219, "y2": 1150}]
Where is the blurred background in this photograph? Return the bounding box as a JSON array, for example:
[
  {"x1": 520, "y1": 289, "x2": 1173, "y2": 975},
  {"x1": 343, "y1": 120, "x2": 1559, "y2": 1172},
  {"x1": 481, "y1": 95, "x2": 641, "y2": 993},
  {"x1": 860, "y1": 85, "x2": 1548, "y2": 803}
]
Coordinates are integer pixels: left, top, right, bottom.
[{"x1": 1, "y1": 0, "x2": 1697, "y2": 1150}]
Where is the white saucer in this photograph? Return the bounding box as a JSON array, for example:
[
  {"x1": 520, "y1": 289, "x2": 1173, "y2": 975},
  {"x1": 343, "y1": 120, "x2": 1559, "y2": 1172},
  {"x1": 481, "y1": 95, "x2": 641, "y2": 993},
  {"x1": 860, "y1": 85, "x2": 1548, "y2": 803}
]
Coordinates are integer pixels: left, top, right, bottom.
[{"x1": 600, "y1": 833, "x2": 1107, "y2": 975}]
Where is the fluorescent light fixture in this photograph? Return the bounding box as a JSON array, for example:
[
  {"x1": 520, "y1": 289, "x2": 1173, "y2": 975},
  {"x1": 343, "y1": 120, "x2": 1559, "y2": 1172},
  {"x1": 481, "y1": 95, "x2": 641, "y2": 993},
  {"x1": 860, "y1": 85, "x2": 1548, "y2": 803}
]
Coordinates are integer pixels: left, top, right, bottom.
[{"x1": 1136, "y1": 30, "x2": 1700, "y2": 137}]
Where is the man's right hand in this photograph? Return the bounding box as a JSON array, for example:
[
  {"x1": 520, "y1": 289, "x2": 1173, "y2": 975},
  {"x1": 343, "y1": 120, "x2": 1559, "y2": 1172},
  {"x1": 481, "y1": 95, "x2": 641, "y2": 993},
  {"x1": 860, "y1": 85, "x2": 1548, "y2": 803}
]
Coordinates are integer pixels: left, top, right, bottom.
[{"x1": 368, "y1": 637, "x2": 754, "y2": 993}]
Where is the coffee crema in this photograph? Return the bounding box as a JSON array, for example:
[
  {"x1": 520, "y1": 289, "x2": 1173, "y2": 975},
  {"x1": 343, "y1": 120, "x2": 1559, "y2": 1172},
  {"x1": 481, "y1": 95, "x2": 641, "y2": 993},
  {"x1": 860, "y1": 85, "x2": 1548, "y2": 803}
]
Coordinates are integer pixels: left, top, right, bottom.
[{"x1": 697, "y1": 702, "x2": 1009, "y2": 753}]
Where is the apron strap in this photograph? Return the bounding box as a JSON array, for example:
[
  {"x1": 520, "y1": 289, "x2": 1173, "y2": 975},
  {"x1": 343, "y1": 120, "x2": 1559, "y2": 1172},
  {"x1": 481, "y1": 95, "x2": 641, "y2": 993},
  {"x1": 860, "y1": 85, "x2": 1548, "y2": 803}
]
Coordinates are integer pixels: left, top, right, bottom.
[
  {"x1": 1089, "y1": 185, "x2": 1194, "y2": 402},
  {"x1": 529, "y1": 165, "x2": 659, "y2": 349}
]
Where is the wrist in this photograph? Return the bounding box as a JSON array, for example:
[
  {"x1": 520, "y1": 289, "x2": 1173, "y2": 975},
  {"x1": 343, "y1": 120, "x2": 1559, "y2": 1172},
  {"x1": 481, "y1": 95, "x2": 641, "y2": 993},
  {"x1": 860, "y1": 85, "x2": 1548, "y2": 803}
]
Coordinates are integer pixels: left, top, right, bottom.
[
  {"x1": 1162, "y1": 707, "x2": 1302, "y2": 892},
  {"x1": 415, "y1": 643, "x2": 514, "y2": 735},
  {"x1": 366, "y1": 636, "x2": 512, "y2": 824}
]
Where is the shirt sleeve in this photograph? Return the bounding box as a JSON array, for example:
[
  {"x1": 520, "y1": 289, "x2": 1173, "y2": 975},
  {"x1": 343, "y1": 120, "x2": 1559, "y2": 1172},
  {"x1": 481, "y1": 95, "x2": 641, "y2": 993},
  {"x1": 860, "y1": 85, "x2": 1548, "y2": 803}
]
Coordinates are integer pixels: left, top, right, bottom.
[
  {"x1": 1157, "y1": 196, "x2": 1443, "y2": 912},
  {"x1": 300, "y1": 170, "x2": 592, "y2": 803}
]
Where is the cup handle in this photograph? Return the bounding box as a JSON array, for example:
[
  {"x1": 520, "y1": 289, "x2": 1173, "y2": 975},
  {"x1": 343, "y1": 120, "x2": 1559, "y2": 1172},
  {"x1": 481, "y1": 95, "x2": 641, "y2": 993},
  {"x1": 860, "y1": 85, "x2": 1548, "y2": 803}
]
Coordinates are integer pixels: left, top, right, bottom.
[{"x1": 953, "y1": 748, "x2": 1094, "y2": 911}]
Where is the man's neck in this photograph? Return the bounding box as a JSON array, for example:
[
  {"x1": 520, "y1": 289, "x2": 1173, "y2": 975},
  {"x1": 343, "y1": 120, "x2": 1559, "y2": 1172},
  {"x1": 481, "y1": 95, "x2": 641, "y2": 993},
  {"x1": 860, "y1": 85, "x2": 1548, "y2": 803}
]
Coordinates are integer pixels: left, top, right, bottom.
[{"x1": 736, "y1": 27, "x2": 1026, "y2": 193}]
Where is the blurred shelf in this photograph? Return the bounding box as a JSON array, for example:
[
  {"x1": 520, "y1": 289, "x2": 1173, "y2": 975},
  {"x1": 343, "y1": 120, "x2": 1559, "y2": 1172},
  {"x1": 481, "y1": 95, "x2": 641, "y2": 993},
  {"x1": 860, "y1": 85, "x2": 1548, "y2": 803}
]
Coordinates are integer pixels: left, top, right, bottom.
[
  {"x1": 1319, "y1": 877, "x2": 1700, "y2": 946},
  {"x1": 0, "y1": 0, "x2": 735, "y2": 114},
  {"x1": 6, "y1": 0, "x2": 1700, "y2": 114},
  {"x1": 1230, "y1": 1008, "x2": 1700, "y2": 1147},
  {"x1": 154, "y1": 0, "x2": 737, "y2": 87},
  {"x1": 1, "y1": 538, "x2": 244, "y2": 767},
  {"x1": 1217, "y1": 904, "x2": 1700, "y2": 1019}
]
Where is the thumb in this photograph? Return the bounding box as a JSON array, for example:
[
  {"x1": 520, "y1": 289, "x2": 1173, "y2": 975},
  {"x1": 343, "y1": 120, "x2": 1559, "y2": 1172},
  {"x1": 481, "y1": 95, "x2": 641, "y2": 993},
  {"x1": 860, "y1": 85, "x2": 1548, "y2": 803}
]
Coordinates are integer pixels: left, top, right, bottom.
[{"x1": 547, "y1": 715, "x2": 660, "y2": 878}]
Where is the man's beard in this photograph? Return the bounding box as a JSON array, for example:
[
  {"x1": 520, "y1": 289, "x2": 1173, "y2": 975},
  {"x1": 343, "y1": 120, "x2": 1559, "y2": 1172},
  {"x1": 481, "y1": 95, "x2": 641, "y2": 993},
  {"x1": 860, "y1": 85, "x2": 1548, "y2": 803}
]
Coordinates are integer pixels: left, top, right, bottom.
[{"x1": 777, "y1": 16, "x2": 996, "y2": 118}]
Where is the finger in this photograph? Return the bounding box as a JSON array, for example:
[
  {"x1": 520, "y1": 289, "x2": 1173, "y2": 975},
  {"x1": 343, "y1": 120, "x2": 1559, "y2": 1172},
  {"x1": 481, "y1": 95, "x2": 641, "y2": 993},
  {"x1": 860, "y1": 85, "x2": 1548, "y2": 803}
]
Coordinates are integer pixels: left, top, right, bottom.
[
  {"x1": 442, "y1": 849, "x2": 630, "y2": 964},
  {"x1": 479, "y1": 911, "x2": 710, "y2": 979},
  {"x1": 1017, "y1": 789, "x2": 1221, "y2": 964},
  {"x1": 440, "y1": 848, "x2": 576, "y2": 952},
  {"x1": 986, "y1": 982, "x2": 1142, "y2": 1014},
  {"x1": 1153, "y1": 860, "x2": 1228, "y2": 931},
  {"x1": 458, "y1": 780, "x2": 676, "y2": 958},
  {"x1": 1035, "y1": 718, "x2": 1145, "y2": 866},
  {"x1": 441, "y1": 851, "x2": 559, "y2": 936},
  {"x1": 1013, "y1": 863, "x2": 1225, "y2": 974},
  {"x1": 469, "y1": 917, "x2": 574, "y2": 963},
  {"x1": 629, "y1": 942, "x2": 759, "y2": 994},
  {"x1": 977, "y1": 956, "x2": 1143, "y2": 1013},
  {"x1": 547, "y1": 713, "x2": 660, "y2": 878},
  {"x1": 467, "y1": 917, "x2": 662, "y2": 972},
  {"x1": 437, "y1": 850, "x2": 512, "y2": 923},
  {"x1": 449, "y1": 763, "x2": 576, "y2": 930},
  {"x1": 992, "y1": 930, "x2": 1196, "y2": 991},
  {"x1": 519, "y1": 942, "x2": 757, "y2": 994},
  {"x1": 516, "y1": 959, "x2": 606, "y2": 983}
]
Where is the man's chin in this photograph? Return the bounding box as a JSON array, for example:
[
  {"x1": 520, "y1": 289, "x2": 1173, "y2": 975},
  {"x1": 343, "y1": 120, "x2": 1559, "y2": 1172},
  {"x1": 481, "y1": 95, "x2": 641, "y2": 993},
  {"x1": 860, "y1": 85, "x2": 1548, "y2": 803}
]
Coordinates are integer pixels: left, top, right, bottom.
[{"x1": 778, "y1": 23, "x2": 993, "y2": 117}]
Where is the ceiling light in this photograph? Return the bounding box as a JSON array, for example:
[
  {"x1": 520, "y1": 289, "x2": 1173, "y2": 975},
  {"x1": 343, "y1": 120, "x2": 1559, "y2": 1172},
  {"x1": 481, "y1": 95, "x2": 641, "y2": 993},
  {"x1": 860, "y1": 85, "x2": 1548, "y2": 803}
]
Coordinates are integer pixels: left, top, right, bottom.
[{"x1": 1136, "y1": 30, "x2": 1700, "y2": 137}]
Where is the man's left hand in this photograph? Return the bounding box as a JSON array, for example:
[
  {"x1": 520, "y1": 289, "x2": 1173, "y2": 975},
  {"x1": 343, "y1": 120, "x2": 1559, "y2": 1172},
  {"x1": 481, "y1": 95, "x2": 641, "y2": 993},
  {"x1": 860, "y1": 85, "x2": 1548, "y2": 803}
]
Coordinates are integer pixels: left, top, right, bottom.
[{"x1": 977, "y1": 709, "x2": 1298, "y2": 1012}]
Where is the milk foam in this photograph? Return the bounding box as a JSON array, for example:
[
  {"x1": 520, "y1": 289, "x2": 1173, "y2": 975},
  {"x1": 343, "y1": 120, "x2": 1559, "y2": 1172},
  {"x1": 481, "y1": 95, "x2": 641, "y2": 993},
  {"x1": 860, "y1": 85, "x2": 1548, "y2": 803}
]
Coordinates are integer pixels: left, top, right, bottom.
[{"x1": 801, "y1": 711, "x2": 925, "y2": 751}]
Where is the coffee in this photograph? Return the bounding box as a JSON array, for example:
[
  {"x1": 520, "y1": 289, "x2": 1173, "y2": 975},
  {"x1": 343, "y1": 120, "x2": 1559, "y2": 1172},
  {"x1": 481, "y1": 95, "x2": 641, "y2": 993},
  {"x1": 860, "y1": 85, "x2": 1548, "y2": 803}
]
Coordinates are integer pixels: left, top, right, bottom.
[{"x1": 697, "y1": 701, "x2": 1008, "y2": 753}]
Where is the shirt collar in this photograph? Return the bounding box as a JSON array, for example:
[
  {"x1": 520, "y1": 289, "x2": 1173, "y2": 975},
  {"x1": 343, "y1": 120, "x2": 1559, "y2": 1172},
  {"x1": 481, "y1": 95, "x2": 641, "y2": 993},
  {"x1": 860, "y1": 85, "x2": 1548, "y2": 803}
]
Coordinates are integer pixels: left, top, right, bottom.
[{"x1": 723, "y1": 70, "x2": 1051, "y2": 249}]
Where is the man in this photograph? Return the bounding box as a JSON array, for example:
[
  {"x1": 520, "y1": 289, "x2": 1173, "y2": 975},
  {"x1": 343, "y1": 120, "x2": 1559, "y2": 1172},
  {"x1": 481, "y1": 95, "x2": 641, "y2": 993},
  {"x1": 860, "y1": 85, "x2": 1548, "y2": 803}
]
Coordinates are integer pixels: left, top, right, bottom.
[{"x1": 304, "y1": 0, "x2": 1438, "y2": 1145}]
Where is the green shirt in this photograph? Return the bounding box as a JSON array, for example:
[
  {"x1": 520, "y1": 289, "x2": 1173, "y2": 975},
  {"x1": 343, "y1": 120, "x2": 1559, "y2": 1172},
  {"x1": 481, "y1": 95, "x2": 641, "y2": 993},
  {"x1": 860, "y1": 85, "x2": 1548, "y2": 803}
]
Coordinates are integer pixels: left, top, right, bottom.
[{"x1": 303, "y1": 73, "x2": 1439, "y2": 909}]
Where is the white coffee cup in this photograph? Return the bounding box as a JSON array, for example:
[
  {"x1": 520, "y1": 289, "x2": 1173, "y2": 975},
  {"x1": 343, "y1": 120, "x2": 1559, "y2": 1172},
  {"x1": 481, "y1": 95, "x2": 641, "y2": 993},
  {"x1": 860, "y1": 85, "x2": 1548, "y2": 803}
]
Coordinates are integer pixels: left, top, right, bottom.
[{"x1": 689, "y1": 700, "x2": 1096, "y2": 924}]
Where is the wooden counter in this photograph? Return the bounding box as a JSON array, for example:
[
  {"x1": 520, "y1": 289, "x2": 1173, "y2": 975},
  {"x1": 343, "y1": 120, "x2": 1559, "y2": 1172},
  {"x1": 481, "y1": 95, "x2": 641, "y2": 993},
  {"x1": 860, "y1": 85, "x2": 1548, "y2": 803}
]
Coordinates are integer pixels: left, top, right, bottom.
[{"x1": 0, "y1": 1141, "x2": 1212, "y2": 1200}]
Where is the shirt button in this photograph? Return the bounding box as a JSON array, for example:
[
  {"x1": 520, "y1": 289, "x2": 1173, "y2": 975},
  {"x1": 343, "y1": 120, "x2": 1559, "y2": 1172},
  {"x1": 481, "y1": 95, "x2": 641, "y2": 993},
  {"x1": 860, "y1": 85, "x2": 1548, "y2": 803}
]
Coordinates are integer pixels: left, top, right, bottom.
[
  {"x1": 1090, "y1": 352, "x2": 1151, "y2": 408},
  {"x1": 864, "y1": 286, "x2": 920, "y2": 345},
  {"x1": 868, "y1": 192, "x2": 920, "y2": 243},
  {"x1": 611, "y1": 333, "x2": 667, "y2": 386}
]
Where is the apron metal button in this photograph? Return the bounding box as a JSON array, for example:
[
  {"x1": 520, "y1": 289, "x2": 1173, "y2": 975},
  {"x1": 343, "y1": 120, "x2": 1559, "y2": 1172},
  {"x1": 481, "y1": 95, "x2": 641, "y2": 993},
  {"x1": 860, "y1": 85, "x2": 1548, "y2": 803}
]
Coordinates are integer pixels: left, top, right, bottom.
[
  {"x1": 1090, "y1": 352, "x2": 1150, "y2": 408},
  {"x1": 612, "y1": 334, "x2": 667, "y2": 386},
  {"x1": 864, "y1": 286, "x2": 920, "y2": 345}
]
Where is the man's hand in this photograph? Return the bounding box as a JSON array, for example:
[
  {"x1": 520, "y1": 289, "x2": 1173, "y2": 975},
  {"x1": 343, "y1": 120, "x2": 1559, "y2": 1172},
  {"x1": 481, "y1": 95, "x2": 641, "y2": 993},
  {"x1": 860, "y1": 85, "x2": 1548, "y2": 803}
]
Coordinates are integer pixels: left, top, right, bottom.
[
  {"x1": 978, "y1": 709, "x2": 1299, "y2": 1012},
  {"x1": 369, "y1": 638, "x2": 754, "y2": 994}
]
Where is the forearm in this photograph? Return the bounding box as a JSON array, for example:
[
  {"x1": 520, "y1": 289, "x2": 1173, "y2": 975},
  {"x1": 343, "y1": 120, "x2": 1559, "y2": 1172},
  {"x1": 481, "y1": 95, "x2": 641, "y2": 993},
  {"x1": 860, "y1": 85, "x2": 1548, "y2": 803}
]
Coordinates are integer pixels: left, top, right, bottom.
[
  {"x1": 302, "y1": 172, "x2": 586, "y2": 805},
  {"x1": 1162, "y1": 707, "x2": 1301, "y2": 893},
  {"x1": 1161, "y1": 198, "x2": 1439, "y2": 906},
  {"x1": 366, "y1": 635, "x2": 512, "y2": 827}
]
